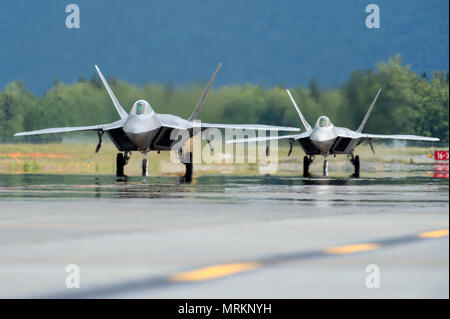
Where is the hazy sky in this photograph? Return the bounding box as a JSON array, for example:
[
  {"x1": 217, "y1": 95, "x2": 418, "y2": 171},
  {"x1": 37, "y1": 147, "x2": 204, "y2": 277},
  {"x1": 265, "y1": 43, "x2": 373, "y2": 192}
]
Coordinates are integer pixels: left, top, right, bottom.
[{"x1": 0, "y1": 0, "x2": 448, "y2": 94}]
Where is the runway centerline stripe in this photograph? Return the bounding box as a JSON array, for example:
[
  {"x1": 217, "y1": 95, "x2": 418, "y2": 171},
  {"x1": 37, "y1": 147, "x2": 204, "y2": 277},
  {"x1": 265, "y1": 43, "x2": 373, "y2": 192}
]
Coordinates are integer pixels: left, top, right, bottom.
[
  {"x1": 324, "y1": 243, "x2": 379, "y2": 254},
  {"x1": 170, "y1": 262, "x2": 260, "y2": 282},
  {"x1": 40, "y1": 228, "x2": 448, "y2": 298},
  {"x1": 419, "y1": 229, "x2": 449, "y2": 238}
]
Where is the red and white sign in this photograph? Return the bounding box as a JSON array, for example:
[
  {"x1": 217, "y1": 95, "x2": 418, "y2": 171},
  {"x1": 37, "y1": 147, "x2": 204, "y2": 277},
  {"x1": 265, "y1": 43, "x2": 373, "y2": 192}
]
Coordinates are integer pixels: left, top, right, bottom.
[
  {"x1": 433, "y1": 150, "x2": 449, "y2": 179},
  {"x1": 434, "y1": 164, "x2": 449, "y2": 172},
  {"x1": 434, "y1": 150, "x2": 449, "y2": 161},
  {"x1": 434, "y1": 172, "x2": 449, "y2": 179}
]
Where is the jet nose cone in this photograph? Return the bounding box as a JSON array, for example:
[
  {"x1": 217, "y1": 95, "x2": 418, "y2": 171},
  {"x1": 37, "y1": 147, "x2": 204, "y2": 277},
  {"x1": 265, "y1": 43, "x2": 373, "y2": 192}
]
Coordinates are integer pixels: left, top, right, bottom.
[
  {"x1": 123, "y1": 119, "x2": 148, "y2": 135},
  {"x1": 126, "y1": 132, "x2": 152, "y2": 150},
  {"x1": 310, "y1": 130, "x2": 329, "y2": 142},
  {"x1": 123, "y1": 115, "x2": 161, "y2": 151},
  {"x1": 314, "y1": 141, "x2": 330, "y2": 153},
  {"x1": 123, "y1": 114, "x2": 161, "y2": 134},
  {"x1": 310, "y1": 130, "x2": 334, "y2": 154}
]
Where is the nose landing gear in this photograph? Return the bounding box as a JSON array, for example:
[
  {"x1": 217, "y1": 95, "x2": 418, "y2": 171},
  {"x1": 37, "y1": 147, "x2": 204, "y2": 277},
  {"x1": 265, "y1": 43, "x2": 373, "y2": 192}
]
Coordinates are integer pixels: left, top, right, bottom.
[
  {"x1": 323, "y1": 157, "x2": 328, "y2": 177},
  {"x1": 142, "y1": 153, "x2": 148, "y2": 177}
]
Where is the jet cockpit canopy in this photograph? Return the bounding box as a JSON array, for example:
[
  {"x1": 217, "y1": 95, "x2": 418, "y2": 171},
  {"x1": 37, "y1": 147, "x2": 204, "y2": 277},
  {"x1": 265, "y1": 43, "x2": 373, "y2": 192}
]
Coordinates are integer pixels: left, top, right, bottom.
[
  {"x1": 131, "y1": 100, "x2": 155, "y2": 116},
  {"x1": 316, "y1": 116, "x2": 332, "y2": 128}
]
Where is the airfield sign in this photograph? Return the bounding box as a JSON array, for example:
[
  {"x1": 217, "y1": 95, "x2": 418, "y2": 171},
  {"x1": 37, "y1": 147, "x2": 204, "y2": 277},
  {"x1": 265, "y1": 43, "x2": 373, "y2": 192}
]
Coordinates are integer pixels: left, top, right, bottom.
[{"x1": 434, "y1": 150, "x2": 449, "y2": 179}]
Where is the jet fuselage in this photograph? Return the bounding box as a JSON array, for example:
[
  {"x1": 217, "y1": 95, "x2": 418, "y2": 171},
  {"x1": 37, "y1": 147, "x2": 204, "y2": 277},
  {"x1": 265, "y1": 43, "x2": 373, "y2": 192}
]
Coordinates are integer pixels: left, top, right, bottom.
[
  {"x1": 123, "y1": 113, "x2": 162, "y2": 151},
  {"x1": 307, "y1": 116, "x2": 343, "y2": 155}
]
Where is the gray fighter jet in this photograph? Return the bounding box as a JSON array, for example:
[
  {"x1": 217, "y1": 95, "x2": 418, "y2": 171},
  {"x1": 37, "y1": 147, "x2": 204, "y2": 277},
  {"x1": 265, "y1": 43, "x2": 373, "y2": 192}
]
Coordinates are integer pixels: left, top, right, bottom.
[
  {"x1": 229, "y1": 89, "x2": 439, "y2": 177},
  {"x1": 14, "y1": 63, "x2": 299, "y2": 179}
]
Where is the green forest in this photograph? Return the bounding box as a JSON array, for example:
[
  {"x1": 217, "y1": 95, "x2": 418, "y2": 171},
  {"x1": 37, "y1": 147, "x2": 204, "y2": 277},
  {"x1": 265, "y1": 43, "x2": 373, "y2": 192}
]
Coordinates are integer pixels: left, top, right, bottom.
[{"x1": 1, "y1": 56, "x2": 448, "y2": 143}]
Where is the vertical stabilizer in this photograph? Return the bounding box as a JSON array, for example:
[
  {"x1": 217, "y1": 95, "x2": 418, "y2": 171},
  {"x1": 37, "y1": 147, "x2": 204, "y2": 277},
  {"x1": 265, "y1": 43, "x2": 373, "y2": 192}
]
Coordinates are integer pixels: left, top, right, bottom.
[
  {"x1": 95, "y1": 65, "x2": 128, "y2": 119},
  {"x1": 357, "y1": 88, "x2": 382, "y2": 132},
  {"x1": 286, "y1": 89, "x2": 311, "y2": 131},
  {"x1": 188, "y1": 63, "x2": 222, "y2": 121}
]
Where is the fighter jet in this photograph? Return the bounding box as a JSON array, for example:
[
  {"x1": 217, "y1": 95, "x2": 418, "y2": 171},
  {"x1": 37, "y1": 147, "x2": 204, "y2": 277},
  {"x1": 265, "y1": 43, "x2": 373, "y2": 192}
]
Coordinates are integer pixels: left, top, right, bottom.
[
  {"x1": 14, "y1": 63, "x2": 299, "y2": 179},
  {"x1": 229, "y1": 89, "x2": 439, "y2": 177}
]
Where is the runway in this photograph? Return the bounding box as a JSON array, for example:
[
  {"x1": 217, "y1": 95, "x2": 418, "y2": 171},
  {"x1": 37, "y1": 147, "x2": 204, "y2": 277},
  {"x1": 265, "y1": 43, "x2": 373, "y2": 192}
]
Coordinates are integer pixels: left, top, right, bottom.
[{"x1": 0, "y1": 173, "x2": 448, "y2": 298}]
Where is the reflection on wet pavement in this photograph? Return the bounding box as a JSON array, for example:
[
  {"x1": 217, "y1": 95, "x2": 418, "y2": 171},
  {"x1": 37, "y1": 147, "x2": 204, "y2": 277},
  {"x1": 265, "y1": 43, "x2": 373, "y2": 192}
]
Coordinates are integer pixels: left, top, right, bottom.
[{"x1": 0, "y1": 174, "x2": 447, "y2": 208}]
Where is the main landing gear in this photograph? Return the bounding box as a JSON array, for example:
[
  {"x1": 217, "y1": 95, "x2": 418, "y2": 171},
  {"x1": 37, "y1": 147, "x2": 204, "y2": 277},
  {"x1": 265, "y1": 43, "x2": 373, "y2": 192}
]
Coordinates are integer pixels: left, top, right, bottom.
[
  {"x1": 303, "y1": 156, "x2": 314, "y2": 178},
  {"x1": 178, "y1": 149, "x2": 193, "y2": 183},
  {"x1": 303, "y1": 154, "x2": 361, "y2": 178},
  {"x1": 303, "y1": 155, "x2": 329, "y2": 177},
  {"x1": 349, "y1": 154, "x2": 360, "y2": 178},
  {"x1": 116, "y1": 152, "x2": 131, "y2": 177},
  {"x1": 184, "y1": 152, "x2": 193, "y2": 182},
  {"x1": 115, "y1": 152, "x2": 149, "y2": 177}
]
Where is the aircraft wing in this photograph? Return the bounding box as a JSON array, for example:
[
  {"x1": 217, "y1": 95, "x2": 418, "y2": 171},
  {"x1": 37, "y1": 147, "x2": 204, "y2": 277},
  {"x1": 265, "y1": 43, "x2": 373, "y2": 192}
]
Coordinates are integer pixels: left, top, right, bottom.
[
  {"x1": 329, "y1": 127, "x2": 439, "y2": 154},
  {"x1": 152, "y1": 115, "x2": 301, "y2": 150},
  {"x1": 358, "y1": 133, "x2": 439, "y2": 142},
  {"x1": 327, "y1": 127, "x2": 439, "y2": 141},
  {"x1": 331, "y1": 127, "x2": 439, "y2": 142},
  {"x1": 14, "y1": 119, "x2": 125, "y2": 136},
  {"x1": 226, "y1": 131, "x2": 319, "y2": 155},
  {"x1": 199, "y1": 123, "x2": 301, "y2": 132},
  {"x1": 157, "y1": 114, "x2": 193, "y2": 130},
  {"x1": 157, "y1": 113, "x2": 301, "y2": 132},
  {"x1": 227, "y1": 131, "x2": 311, "y2": 144}
]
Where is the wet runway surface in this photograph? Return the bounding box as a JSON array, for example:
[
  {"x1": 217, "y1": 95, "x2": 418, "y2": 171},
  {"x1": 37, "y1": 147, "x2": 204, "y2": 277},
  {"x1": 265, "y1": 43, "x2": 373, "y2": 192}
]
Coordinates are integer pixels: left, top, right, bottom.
[{"x1": 0, "y1": 173, "x2": 448, "y2": 298}]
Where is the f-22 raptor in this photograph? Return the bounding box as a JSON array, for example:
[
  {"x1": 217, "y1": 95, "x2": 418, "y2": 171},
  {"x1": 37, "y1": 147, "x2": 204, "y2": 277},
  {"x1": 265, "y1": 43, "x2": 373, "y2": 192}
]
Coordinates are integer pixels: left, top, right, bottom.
[
  {"x1": 230, "y1": 89, "x2": 439, "y2": 177},
  {"x1": 14, "y1": 63, "x2": 299, "y2": 179}
]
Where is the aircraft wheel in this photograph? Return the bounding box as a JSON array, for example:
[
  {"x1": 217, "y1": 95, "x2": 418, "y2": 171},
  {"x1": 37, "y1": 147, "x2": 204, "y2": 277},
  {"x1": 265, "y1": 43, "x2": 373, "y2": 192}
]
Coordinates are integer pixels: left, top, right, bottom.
[
  {"x1": 184, "y1": 152, "x2": 193, "y2": 182},
  {"x1": 353, "y1": 155, "x2": 360, "y2": 178},
  {"x1": 303, "y1": 156, "x2": 310, "y2": 177},
  {"x1": 323, "y1": 159, "x2": 328, "y2": 177},
  {"x1": 142, "y1": 158, "x2": 148, "y2": 177},
  {"x1": 116, "y1": 153, "x2": 125, "y2": 177}
]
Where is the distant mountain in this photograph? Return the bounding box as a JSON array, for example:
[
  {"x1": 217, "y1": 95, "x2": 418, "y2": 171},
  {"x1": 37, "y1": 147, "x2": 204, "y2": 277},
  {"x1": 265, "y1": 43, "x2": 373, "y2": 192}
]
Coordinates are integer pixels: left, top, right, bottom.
[{"x1": 0, "y1": 0, "x2": 448, "y2": 94}]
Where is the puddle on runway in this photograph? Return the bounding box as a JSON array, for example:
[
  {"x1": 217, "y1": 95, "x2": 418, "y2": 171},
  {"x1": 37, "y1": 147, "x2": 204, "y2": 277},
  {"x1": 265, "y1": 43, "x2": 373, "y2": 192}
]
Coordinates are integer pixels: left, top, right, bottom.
[{"x1": 0, "y1": 173, "x2": 447, "y2": 208}]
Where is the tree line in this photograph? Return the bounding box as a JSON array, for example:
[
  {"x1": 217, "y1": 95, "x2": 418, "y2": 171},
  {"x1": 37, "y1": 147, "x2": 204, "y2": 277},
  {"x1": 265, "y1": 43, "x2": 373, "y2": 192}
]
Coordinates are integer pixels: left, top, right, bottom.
[{"x1": 0, "y1": 56, "x2": 448, "y2": 143}]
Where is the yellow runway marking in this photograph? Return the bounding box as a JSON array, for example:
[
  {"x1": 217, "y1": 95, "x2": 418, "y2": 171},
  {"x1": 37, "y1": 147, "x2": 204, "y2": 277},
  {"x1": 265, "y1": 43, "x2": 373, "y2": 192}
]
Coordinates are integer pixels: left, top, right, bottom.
[
  {"x1": 324, "y1": 243, "x2": 379, "y2": 254},
  {"x1": 170, "y1": 262, "x2": 260, "y2": 282},
  {"x1": 169, "y1": 229, "x2": 446, "y2": 284},
  {"x1": 419, "y1": 229, "x2": 449, "y2": 238}
]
